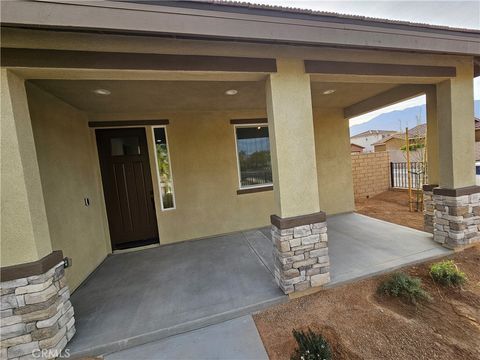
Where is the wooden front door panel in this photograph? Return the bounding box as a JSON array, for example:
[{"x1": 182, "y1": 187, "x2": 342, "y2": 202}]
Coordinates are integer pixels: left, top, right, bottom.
[{"x1": 96, "y1": 128, "x2": 159, "y2": 249}]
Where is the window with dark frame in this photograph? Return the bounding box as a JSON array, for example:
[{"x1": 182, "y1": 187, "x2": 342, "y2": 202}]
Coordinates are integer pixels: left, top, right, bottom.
[{"x1": 235, "y1": 126, "x2": 273, "y2": 188}]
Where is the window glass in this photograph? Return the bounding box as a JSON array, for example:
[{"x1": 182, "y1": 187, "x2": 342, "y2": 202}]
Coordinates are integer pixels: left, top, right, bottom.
[
  {"x1": 154, "y1": 128, "x2": 175, "y2": 209},
  {"x1": 235, "y1": 126, "x2": 272, "y2": 188},
  {"x1": 111, "y1": 137, "x2": 140, "y2": 156}
]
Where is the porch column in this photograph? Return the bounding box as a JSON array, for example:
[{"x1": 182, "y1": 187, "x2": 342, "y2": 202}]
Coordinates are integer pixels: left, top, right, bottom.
[
  {"x1": 431, "y1": 60, "x2": 479, "y2": 248},
  {"x1": 423, "y1": 87, "x2": 439, "y2": 233},
  {"x1": 266, "y1": 59, "x2": 329, "y2": 294},
  {"x1": 1, "y1": 69, "x2": 75, "y2": 359}
]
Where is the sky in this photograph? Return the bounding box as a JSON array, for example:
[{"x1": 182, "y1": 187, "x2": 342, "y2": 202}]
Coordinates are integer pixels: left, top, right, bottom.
[{"x1": 255, "y1": 0, "x2": 480, "y2": 126}]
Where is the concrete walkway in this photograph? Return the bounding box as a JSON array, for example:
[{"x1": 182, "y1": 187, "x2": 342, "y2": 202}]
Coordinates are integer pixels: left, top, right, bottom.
[
  {"x1": 328, "y1": 213, "x2": 452, "y2": 286},
  {"x1": 68, "y1": 232, "x2": 285, "y2": 358},
  {"x1": 68, "y1": 213, "x2": 451, "y2": 358},
  {"x1": 105, "y1": 316, "x2": 268, "y2": 360}
]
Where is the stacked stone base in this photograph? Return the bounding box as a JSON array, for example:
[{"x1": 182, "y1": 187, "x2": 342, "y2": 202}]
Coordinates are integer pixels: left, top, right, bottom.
[
  {"x1": 1, "y1": 262, "x2": 75, "y2": 359},
  {"x1": 271, "y1": 212, "x2": 330, "y2": 294},
  {"x1": 433, "y1": 192, "x2": 480, "y2": 248},
  {"x1": 423, "y1": 185, "x2": 436, "y2": 233}
]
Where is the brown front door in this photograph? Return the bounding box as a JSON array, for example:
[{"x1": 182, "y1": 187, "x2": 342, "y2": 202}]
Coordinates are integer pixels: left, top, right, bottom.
[{"x1": 96, "y1": 128, "x2": 159, "y2": 250}]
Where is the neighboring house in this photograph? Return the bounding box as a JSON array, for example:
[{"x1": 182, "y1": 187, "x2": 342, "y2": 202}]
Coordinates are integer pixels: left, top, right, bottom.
[
  {"x1": 350, "y1": 130, "x2": 396, "y2": 152},
  {"x1": 1, "y1": 1, "x2": 479, "y2": 357},
  {"x1": 373, "y1": 124, "x2": 426, "y2": 162},
  {"x1": 351, "y1": 143, "x2": 365, "y2": 154}
]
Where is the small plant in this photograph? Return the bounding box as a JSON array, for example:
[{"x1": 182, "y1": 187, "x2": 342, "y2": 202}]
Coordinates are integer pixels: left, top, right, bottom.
[
  {"x1": 378, "y1": 272, "x2": 431, "y2": 304},
  {"x1": 430, "y1": 260, "x2": 466, "y2": 286},
  {"x1": 291, "y1": 328, "x2": 332, "y2": 360}
]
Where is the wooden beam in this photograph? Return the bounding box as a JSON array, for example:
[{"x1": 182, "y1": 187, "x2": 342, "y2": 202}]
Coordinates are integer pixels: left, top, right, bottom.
[
  {"x1": 474, "y1": 58, "x2": 480, "y2": 78},
  {"x1": 88, "y1": 120, "x2": 169, "y2": 127},
  {"x1": 305, "y1": 60, "x2": 456, "y2": 78},
  {"x1": 230, "y1": 118, "x2": 268, "y2": 125},
  {"x1": 344, "y1": 84, "x2": 434, "y2": 119},
  {"x1": 1, "y1": 48, "x2": 277, "y2": 73}
]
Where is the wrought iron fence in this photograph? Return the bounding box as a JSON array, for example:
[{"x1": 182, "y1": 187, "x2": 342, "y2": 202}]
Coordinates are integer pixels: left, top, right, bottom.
[
  {"x1": 390, "y1": 162, "x2": 426, "y2": 189},
  {"x1": 241, "y1": 169, "x2": 273, "y2": 187}
]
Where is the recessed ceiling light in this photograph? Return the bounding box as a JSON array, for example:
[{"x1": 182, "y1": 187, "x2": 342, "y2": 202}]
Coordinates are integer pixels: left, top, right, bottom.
[
  {"x1": 93, "y1": 89, "x2": 111, "y2": 96},
  {"x1": 225, "y1": 89, "x2": 238, "y2": 96},
  {"x1": 322, "y1": 89, "x2": 336, "y2": 95}
]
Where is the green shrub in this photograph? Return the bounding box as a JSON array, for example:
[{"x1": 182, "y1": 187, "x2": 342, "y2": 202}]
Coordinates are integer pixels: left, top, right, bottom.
[
  {"x1": 291, "y1": 328, "x2": 332, "y2": 360},
  {"x1": 430, "y1": 260, "x2": 466, "y2": 286},
  {"x1": 378, "y1": 272, "x2": 431, "y2": 304}
]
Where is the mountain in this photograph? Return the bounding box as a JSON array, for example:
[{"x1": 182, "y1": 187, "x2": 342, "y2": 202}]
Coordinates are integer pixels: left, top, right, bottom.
[{"x1": 350, "y1": 99, "x2": 480, "y2": 136}]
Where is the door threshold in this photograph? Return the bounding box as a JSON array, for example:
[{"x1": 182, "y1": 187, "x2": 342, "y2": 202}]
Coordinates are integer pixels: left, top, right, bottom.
[{"x1": 113, "y1": 243, "x2": 160, "y2": 254}]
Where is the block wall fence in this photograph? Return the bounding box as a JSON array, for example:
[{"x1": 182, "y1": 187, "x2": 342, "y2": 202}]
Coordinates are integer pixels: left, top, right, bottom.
[{"x1": 351, "y1": 152, "x2": 390, "y2": 200}]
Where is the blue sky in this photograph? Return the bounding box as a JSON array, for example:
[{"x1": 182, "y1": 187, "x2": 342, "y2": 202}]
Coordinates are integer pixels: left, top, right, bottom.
[{"x1": 257, "y1": 0, "x2": 480, "y2": 126}]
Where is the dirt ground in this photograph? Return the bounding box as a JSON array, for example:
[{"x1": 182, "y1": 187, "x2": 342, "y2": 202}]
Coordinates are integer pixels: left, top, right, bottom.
[
  {"x1": 355, "y1": 190, "x2": 424, "y2": 231},
  {"x1": 254, "y1": 245, "x2": 480, "y2": 360}
]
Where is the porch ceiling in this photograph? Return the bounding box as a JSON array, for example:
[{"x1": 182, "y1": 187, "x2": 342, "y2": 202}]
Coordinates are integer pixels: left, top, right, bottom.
[{"x1": 30, "y1": 79, "x2": 399, "y2": 113}]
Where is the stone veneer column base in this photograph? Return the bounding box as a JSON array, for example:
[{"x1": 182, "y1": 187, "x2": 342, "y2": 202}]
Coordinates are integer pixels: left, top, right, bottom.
[
  {"x1": 271, "y1": 212, "x2": 330, "y2": 294},
  {"x1": 1, "y1": 253, "x2": 75, "y2": 359},
  {"x1": 432, "y1": 186, "x2": 480, "y2": 249},
  {"x1": 423, "y1": 184, "x2": 438, "y2": 234}
]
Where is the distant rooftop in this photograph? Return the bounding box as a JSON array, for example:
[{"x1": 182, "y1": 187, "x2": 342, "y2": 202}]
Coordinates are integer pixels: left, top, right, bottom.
[
  {"x1": 351, "y1": 130, "x2": 397, "y2": 138},
  {"x1": 372, "y1": 124, "x2": 427, "y2": 146}
]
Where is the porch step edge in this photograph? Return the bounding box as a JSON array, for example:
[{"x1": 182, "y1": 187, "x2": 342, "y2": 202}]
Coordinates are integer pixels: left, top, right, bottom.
[{"x1": 69, "y1": 295, "x2": 287, "y2": 359}]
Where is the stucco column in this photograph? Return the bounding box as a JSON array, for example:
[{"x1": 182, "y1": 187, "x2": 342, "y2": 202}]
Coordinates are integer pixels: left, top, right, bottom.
[
  {"x1": 423, "y1": 87, "x2": 439, "y2": 233},
  {"x1": 1, "y1": 69, "x2": 53, "y2": 266},
  {"x1": 430, "y1": 60, "x2": 480, "y2": 248},
  {"x1": 266, "y1": 59, "x2": 329, "y2": 294},
  {"x1": 1, "y1": 69, "x2": 75, "y2": 359},
  {"x1": 426, "y1": 87, "x2": 439, "y2": 185}
]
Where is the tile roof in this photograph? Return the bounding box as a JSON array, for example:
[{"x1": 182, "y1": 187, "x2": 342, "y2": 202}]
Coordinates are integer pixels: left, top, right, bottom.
[
  {"x1": 350, "y1": 130, "x2": 397, "y2": 138},
  {"x1": 196, "y1": 0, "x2": 480, "y2": 34},
  {"x1": 372, "y1": 124, "x2": 427, "y2": 146},
  {"x1": 375, "y1": 119, "x2": 480, "y2": 146}
]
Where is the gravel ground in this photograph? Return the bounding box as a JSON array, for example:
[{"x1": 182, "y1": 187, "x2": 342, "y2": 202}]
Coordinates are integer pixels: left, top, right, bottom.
[
  {"x1": 254, "y1": 245, "x2": 480, "y2": 360},
  {"x1": 355, "y1": 190, "x2": 424, "y2": 231}
]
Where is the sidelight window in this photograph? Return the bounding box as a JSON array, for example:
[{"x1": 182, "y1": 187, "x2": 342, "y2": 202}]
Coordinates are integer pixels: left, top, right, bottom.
[{"x1": 153, "y1": 127, "x2": 175, "y2": 210}]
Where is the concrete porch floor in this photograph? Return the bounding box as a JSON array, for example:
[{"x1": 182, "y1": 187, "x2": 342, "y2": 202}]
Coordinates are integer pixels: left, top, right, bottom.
[{"x1": 68, "y1": 213, "x2": 451, "y2": 358}]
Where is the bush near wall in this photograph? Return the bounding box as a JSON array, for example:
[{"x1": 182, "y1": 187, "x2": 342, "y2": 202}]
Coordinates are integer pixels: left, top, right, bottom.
[{"x1": 351, "y1": 152, "x2": 390, "y2": 200}]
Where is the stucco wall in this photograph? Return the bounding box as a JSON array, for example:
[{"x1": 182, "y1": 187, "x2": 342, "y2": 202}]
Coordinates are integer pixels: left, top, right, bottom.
[
  {"x1": 1, "y1": 70, "x2": 53, "y2": 266},
  {"x1": 94, "y1": 111, "x2": 276, "y2": 245},
  {"x1": 22, "y1": 88, "x2": 357, "y2": 287},
  {"x1": 26, "y1": 83, "x2": 110, "y2": 291},
  {"x1": 96, "y1": 106, "x2": 355, "y2": 244},
  {"x1": 313, "y1": 108, "x2": 355, "y2": 214}
]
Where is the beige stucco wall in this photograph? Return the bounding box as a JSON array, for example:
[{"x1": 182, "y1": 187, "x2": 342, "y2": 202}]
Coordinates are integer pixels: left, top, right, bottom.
[
  {"x1": 384, "y1": 138, "x2": 405, "y2": 151},
  {"x1": 93, "y1": 110, "x2": 276, "y2": 244},
  {"x1": 26, "y1": 83, "x2": 110, "y2": 291},
  {"x1": 313, "y1": 108, "x2": 355, "y2": 214},
  {"x1": 13, "y1": 76, "x2": 360, "y2": 287},
  {"x1": 1, "y1": 69, "x2": 53, "y2": 267},
  {"x1": 95, "y1": 104, "x2": 354, "y2": 246}
]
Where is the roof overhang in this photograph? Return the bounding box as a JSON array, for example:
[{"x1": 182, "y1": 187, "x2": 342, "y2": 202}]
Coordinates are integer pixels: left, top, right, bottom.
[{"x1": 1, "y1": 0, "x2": 479, "y2": 57}]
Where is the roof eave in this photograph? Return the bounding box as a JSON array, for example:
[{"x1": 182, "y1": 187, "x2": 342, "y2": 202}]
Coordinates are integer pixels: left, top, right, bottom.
[{"x1": 1, "y1": 0, "x2": 479, "y2": 56}]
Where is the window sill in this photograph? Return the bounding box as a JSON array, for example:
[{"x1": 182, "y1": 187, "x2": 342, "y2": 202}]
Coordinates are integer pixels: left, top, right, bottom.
[{"x1": 237, "y1": 185, "x2": 273, "y2": 195}]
